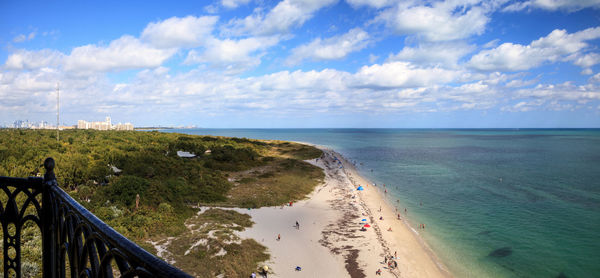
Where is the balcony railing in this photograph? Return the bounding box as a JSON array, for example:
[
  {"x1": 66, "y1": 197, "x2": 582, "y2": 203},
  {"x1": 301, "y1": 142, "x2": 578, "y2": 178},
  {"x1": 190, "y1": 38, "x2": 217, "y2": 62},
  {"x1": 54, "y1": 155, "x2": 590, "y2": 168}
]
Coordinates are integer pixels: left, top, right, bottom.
[{"x1": 0, "y1": 158, "x2": 192, "y2": 278}]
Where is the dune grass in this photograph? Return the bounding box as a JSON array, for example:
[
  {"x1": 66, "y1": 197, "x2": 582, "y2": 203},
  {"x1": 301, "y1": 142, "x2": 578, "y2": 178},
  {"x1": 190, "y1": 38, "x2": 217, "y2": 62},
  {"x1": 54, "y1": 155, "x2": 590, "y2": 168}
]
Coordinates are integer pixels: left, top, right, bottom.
[
  {"x1": 223, "y1": 157, "x2": 324, "y2": 208},
  {"x1": 165, "y1": 208, "x2": 269, "y2": 277}
]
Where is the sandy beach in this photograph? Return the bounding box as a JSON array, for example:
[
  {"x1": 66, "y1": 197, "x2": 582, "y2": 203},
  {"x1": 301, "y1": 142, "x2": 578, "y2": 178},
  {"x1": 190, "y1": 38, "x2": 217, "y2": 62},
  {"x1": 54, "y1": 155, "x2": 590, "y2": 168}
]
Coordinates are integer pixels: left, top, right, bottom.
[{"x1": 234, "y1": 148, "x2": 451, "y2": 277}]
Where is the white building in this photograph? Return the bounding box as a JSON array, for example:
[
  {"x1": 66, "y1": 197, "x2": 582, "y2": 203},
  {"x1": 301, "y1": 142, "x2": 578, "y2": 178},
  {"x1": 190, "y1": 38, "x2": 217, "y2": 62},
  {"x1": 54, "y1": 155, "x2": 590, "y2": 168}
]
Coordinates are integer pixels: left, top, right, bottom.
[{"x1": 77, "y1": 117, "x2": 133, "y2": 131}]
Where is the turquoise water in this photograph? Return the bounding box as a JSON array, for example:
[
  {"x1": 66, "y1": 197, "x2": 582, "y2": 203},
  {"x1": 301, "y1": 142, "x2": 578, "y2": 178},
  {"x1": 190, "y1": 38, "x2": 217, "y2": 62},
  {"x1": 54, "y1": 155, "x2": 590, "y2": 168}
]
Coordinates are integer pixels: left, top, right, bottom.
[{"x1": 162, "y1": 129, "x2": 600, "y2": 278}]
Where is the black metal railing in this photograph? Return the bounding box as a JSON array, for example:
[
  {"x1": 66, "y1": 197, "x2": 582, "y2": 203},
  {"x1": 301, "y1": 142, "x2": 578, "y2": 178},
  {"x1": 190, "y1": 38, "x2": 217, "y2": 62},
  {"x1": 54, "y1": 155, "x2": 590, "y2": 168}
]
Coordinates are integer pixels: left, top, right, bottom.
[{"x1": 0, "y1": 158, "x2": 192, "y2": 278}]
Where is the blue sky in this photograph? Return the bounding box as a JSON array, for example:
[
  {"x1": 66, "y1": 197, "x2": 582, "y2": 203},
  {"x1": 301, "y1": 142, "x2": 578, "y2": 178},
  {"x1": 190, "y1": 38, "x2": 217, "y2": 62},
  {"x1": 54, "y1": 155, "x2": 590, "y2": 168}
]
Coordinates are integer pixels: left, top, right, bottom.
[{"x1": 1, "y1": 0, "x2": 600, "y2": 128}]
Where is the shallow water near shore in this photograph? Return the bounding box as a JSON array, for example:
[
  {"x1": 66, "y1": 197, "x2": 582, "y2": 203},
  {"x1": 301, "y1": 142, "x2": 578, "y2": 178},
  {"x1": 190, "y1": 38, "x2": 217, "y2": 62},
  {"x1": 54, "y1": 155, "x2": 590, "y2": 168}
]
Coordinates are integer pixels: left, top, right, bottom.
[{"x1": 162, "y1": 128, "x2": 600, "y2": 278}]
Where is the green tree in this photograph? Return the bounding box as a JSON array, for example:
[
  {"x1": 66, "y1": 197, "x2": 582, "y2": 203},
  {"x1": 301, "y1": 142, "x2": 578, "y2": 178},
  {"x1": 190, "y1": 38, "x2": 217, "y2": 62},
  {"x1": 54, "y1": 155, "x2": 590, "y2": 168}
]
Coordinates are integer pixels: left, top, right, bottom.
[{"x1": 103, "y1": 175, "x2": 149, "y2": 207}]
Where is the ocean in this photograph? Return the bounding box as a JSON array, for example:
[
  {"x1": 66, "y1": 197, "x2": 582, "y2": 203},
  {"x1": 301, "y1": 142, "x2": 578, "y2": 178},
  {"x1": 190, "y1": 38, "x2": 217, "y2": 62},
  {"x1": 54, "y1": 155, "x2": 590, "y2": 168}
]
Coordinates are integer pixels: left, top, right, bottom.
[{"x1": 161, "y1": 128, "x2": 600, "y2": 278}]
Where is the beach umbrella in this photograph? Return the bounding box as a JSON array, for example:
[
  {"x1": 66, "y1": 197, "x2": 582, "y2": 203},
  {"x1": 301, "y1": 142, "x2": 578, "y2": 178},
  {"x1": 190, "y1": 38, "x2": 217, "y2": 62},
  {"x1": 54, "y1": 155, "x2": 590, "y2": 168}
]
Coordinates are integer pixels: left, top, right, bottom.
[
  {"x1": 361, "y1": 219, "x2": 367, "y2": 221},
  {"x1": 357, "y1": 186, "x2": 364, "y2": 191},
  {"x1": 363, "y1": 224, "x2": 371, "y2": 228}
]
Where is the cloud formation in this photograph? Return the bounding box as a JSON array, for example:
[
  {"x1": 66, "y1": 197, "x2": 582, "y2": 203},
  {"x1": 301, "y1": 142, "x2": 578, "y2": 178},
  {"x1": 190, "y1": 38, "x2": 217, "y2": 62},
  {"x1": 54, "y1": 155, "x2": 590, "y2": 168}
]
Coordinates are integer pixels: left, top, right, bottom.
[
  {"x1": 503, "y1": 0, "x2": 600, "y2": 12},
  {"x1": 64, "y1": 36, "x2": 177, "y2": 74},
  {"x1": 345, "y1": 0, "x2": 395, "y2": 9},
  {"x1": 12, "y1": 32, "x2": 36, "y2": 43},
  {"x1": 388, "y1": 42, "x2": 475, "y2": 67},
  {"x1": 141, "y1": 16, "x2": 218, "y2": 48},
  {"x1": 5, "y1": 49, "x2": 64, "y2": 70},
  {"x1": 222, "y1": 0, "x2": 252, "y2": 8},
  {"x1": 224, "y1": 0, "x2": 338, "y2": 36},
  {"x1": 1, "y1": 1, "x2": 599, "y2": 126},
  {"x1": 286, "y1": 28, "x2": 370, "y2": 65},
  {"x1": 376, "y1": 1, "x2": 490, "y2": 41},
  {"x1": 185, "y1": 36, "x2": 280, "y2": 73},
  {"x1": 468, "y1": 27, "x2": 600, "y2": 71}
]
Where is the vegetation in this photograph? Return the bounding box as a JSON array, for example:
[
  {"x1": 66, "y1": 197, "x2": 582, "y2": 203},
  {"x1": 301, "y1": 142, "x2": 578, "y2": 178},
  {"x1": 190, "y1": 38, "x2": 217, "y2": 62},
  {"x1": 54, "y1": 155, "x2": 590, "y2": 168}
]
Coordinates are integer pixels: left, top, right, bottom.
[
  {"x1": 0, "y1": 129, "x2": 323, "y2": 277},
  {"x1": 167, "y1": 208, "x2": 270, "y2": 277}
]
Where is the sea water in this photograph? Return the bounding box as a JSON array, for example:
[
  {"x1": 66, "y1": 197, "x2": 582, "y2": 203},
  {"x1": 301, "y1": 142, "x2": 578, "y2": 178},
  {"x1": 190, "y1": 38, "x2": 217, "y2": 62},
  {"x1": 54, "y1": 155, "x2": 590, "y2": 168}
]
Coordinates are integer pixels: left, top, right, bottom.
[{"x1": 163, "y1": 129, "x2": 600, "y2": 278}]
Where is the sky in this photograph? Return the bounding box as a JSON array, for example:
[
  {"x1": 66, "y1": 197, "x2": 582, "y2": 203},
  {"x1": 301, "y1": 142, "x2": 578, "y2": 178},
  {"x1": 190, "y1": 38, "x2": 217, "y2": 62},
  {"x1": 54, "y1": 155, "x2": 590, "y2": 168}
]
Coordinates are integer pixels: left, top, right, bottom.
[{"x1": 1, "y1": 0, "x2": 600, "y2": 128}]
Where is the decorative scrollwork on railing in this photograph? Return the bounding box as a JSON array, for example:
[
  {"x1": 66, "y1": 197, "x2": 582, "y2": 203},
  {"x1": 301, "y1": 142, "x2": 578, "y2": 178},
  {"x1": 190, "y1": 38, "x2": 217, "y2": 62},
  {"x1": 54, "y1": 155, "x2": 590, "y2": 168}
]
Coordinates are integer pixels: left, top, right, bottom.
[
  {"x1": 0, "y1": 158, "x2": 192, "y2": 278},
  {"x1": 0, "y1": 176, "x2": 43, "y2": 278}
]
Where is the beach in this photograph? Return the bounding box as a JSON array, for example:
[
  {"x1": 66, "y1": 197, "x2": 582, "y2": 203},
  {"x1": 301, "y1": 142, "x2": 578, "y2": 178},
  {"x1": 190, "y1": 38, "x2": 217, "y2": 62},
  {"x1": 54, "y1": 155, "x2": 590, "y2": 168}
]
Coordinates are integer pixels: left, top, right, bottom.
[{"x1": 235, "y1": 148, "x2": 450, "y2": 277}]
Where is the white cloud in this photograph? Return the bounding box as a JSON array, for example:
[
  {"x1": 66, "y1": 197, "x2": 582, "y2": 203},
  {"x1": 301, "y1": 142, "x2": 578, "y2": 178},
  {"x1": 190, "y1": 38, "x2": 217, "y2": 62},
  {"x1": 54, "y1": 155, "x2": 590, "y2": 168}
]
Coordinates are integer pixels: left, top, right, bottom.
[
  {"x1": 514, "y1": 82, "x2": 600, "y2": 103},
  {"x1": 503, "y1": 0, "x2": 600, "y2": 12},
  {"x1": 141, "y1": 16, "x2": 218, "y2": 48},
  {"x1": 345, "y1": 0, "x2": 395, "y2": 9},
  {"x1": 184, "y1": 36, "x2": 279, "y2": 73},
  {"x1": 6, "y1": 68, "x2": 59, "y2": 92},
  {"x1": 12, "y1": 34, "x2": 27, "y2": 43},
  {"x1": 502, "y1": 81, "x2": 600, "y2": 111},
  {"x1": 4, "y1": 32, "x2": 178, "y2": 75},
  {"x1": 222, "y1": 0, "x2": 252, "y2": 8},
  {"x1": 12, "y1": 32, "x2": 36, "y2": 43},
  {"x1": 483, "y1": 38, "x2": 500, "y2": 48},
  {"x1": 224, "y1": 0, "x2": 338, "y2": 36},
  {"x1": 376, "y1": 1, "x2": 490, "y2": 41},
  {"x1": 64, "y1": 35, "x2": 177, "y2": 73},
  {"x1": 259, "y1": 69, "x2": 348, "y2": 91},
  {"x1": 286, "y1": 28, "x2": 370, "y2": 65},
  {"x1": 501, "y1": 100, "x2": 544, "y2": 112},
  {"x1": 468, "y1": 27, "x2": 600, "y2": 71},
  {"x1": 505, "y1": 78, "x2": 538, "y2": 88},
  {"x1": 4, "y1": 49, "x2": 64, "y2": 70},
  {"x1": 574, "y1": 53, "x2": 600, "y2": 68},
  {"x1": 387, "y1": 42, "x2": 475, "y2": 67},
  {"x1": 581, "y1": 68, "x2": 594, "y2": 75},
  {"x1": 352, "y1": 61, "x2": 459, "y2": 88}
]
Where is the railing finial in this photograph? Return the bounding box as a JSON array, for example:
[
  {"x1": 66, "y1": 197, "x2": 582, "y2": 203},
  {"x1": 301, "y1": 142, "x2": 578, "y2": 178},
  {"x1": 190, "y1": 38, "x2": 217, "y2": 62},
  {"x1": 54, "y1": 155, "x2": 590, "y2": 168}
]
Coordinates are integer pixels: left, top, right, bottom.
[{"x1": 44, "y1": 157, "x2": 56, "y2": 182}]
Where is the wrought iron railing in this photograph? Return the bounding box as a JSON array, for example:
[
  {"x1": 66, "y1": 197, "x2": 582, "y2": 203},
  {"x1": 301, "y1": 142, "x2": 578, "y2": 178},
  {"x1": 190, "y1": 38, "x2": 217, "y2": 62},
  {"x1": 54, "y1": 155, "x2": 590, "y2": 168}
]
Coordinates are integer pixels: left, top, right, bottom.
[{"x1": 0, "y1": 158, "x2": 192, "y2": 278}]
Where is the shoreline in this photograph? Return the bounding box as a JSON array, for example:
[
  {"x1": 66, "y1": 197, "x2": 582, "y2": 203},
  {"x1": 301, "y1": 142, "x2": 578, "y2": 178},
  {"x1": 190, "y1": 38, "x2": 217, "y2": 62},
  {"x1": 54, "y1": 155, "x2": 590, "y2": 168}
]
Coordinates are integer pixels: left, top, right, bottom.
[
  {"x1": 234, "y1": 146, "x2": 451, "y2": 277},
  {"x1": 335, "y1": 148, "x2": 452, "y2": 277}
]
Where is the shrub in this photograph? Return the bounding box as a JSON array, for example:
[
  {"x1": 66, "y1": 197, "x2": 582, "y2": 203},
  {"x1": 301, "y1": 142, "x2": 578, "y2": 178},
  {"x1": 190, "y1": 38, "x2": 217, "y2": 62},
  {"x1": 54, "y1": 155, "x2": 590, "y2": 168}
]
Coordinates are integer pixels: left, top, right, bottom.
[
  {"x1": 158, "y1": 202, "x2": 174, "y2": 214},
  {"x1": 103, "y1": 175, "x2": 149, "y2": 207}
]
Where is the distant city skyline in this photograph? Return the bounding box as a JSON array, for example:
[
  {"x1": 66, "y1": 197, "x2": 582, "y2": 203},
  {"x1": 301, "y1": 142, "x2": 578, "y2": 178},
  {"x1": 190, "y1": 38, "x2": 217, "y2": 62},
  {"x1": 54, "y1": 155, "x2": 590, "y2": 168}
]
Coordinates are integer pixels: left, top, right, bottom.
[
  {"x1": 77, "y1": 117, "x2": 134, "y2": 131},
  {"x1": 1, "y1": 1, "x2": 600, "y2": 128},
  {"x1": 3, "y1": 116, "x2": 133, "y2": 130}
]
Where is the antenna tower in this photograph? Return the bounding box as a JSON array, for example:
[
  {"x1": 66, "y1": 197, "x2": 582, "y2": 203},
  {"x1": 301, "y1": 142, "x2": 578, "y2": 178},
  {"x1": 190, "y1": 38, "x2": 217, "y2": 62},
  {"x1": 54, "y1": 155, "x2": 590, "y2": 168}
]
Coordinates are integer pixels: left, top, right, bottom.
[{"x1": 56, "y1": 82, "x2": 60, "y2": 142}]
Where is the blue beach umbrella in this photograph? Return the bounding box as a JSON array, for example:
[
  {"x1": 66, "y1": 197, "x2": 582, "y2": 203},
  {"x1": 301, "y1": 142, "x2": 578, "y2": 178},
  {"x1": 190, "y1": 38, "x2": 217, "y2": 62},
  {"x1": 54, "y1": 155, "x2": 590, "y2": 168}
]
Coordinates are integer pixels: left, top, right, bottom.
[
  {"x1": 357, "y1": 186, "x2": 364, "y2": 191},
  {"x1": 361, "y1": 219, "x2": 367, "y2": 221}
]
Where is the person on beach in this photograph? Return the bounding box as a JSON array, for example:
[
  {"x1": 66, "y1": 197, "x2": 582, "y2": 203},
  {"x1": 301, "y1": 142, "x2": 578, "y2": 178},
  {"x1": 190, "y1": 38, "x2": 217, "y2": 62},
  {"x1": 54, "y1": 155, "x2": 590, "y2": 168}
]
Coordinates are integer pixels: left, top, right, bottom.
[
  {"x1": 379, "y1": 216, "x2": 383, "y2": 220},
  {"x1": 388, "y1": 227, "x2": 392, "y2": 232},
  {"x1": 277, "y1": 234, "x2": 280, "y2": 241},
  {"x1": 295, "y1": 221, "x2": 300, "y2": 229},
  {"x1": 376, "y1": 269, "x2": 382, "y2": 275},
  {"x1": 394, "y1": 251, "x2": 397, "y2": 258}
]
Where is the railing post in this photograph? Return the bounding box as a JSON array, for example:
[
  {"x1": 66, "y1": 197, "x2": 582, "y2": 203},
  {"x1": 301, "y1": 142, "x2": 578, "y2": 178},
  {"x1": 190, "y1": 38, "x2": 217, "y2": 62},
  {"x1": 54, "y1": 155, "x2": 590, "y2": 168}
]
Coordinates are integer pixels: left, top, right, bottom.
[{"x1": 42, "y1": 158, "x2": 57, "y2": 278}]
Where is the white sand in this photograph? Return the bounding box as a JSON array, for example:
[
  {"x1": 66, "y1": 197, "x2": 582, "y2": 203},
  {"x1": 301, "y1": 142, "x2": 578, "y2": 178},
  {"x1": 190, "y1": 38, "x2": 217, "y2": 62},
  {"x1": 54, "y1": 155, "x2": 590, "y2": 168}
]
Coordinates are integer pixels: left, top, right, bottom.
[{"x1": 235, "y1": 148, "x2": 451, "y2": 277}]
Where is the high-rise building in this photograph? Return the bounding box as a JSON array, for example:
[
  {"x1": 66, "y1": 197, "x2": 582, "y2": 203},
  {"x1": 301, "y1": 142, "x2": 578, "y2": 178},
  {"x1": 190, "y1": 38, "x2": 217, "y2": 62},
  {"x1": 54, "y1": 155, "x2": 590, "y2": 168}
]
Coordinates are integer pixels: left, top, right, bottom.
[{"x1": 77, "y1": 117, "x2": 133, "y2": 131}]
